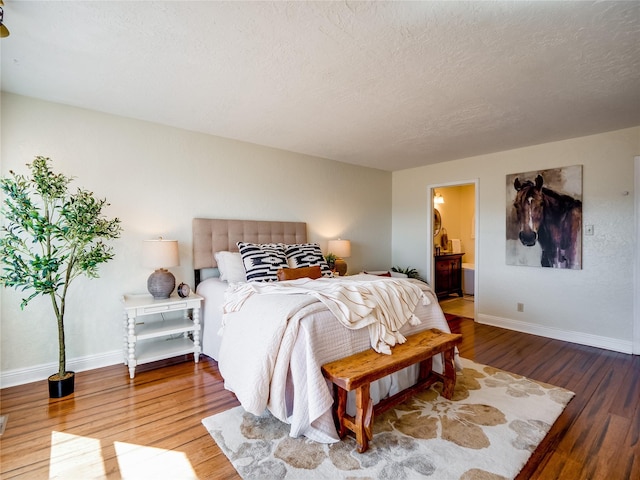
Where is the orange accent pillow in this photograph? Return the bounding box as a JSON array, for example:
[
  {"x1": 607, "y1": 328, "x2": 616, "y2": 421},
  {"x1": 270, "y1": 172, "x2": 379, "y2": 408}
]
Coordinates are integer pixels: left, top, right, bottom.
[{"x1": 277, "y1": 265, "x2": 322, "y2": 281}]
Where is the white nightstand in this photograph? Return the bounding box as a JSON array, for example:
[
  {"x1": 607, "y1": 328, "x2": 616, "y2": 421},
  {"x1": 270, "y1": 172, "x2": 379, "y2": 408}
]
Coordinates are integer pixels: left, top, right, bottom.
[{"x1": 121, "y1": 293, "x2": 203, "y2": 379}]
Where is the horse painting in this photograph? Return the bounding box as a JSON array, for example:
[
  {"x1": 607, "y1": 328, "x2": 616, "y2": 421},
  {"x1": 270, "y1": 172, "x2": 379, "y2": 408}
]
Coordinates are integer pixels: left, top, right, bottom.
[{"x1": 509, "y1": 170, "x2": 582, "y2": 269}]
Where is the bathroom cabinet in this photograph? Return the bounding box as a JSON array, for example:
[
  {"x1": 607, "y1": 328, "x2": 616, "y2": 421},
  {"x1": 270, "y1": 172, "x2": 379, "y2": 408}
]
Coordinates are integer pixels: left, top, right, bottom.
[{"x1": 434, "y1": 253, "x2": 464, "y2": 298}]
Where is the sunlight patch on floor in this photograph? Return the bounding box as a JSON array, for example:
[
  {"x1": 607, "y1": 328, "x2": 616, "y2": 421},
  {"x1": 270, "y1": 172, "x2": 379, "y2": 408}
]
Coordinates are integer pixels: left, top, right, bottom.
[
  {"x1": 115, "y1": 441, "x2": 197, "y2": 479},
  {"x1": 50, "y1": 431, "x2": 106, "y2": 478},
  {"x1": 49, "y1": 431, "x2": 197, "y2": 479}
]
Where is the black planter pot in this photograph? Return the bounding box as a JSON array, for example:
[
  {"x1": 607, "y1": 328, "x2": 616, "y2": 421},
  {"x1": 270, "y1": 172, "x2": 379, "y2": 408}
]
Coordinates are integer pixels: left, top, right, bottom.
[{"x1": 48, "y1": 371, "x2": 75, "y2": 398}]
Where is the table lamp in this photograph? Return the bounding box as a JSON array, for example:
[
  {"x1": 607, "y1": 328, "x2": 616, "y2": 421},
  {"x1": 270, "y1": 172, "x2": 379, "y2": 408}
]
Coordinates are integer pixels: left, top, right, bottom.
[
  {"x1": 143, "y1": 238, "x2": 179, "y2": 299},
  {"x1": 328, "y1": 239, "x2": 351, "y2": 276}
]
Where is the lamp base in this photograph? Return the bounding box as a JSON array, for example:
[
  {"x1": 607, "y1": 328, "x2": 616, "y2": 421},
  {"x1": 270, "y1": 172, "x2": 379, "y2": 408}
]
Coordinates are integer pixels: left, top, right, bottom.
[
  {"x1": 147, "y1": 269, "x2": 176, "y2": 299},
  {"x1": 334, "y1": 258, "x2": 348, "y2": 276}
]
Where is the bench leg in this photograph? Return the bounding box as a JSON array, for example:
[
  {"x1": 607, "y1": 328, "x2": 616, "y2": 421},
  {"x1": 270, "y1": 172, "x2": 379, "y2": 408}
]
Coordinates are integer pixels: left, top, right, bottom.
[
  {"x1": 333, "y1": 384, "x2": 348, "y2": 439},
  {"x1": 354, "y1": 383, "x2": 372, "y2": 453},
  {"x1": 418, "y1": 356, "x2": 433, "y2": 383},
  {"x1": 442, "y1": 348, "x2": 456, "y2": 399}
]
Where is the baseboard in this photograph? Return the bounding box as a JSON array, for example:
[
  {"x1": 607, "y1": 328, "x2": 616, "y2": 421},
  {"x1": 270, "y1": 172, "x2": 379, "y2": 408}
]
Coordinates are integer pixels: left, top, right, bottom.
[
  {"x1": 2, "y1": 316, "x2": 633, "y2": 388},
  {"x1": 477, "y1": 313, "x2": 633, "y2": 354},
  {"x1": 1, "y1": 350, "x2": 123, "y2": 389}
]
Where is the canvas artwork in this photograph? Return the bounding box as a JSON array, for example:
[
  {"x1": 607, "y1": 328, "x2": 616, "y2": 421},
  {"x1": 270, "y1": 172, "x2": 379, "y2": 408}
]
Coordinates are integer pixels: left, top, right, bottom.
[{"x1": 506, "y1": 165, "x2": 583, "y2": 269}]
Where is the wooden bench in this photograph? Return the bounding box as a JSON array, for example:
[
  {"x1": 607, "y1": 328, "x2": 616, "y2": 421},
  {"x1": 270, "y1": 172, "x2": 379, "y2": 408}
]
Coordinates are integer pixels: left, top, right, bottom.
[{"x1": 321, "y1": 328, "x2": 462, "y2": 453}]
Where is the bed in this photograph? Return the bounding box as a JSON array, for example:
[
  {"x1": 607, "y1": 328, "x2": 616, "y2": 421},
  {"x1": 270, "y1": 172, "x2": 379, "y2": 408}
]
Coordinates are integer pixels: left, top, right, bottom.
[{"x1": 193, "y1": 218, "x2": 457, "y2": 443}]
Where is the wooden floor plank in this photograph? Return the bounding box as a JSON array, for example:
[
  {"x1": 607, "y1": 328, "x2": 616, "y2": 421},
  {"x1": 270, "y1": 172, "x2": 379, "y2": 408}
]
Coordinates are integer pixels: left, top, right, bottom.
[{"x1": 1, "y1": 317, "x2": 637, "y2": 480}]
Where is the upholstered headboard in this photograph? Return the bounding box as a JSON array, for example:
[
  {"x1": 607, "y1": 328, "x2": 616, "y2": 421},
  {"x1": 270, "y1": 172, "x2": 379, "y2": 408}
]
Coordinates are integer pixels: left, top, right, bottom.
[{"x1": 192, "y1": 218, "x2": 307, "y2": 286}]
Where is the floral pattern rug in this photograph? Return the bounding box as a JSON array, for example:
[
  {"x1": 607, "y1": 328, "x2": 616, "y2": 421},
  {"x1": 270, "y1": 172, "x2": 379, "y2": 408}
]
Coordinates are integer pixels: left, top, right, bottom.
[{"x1": 202, "y1": 358, "x2": 574, "y2": 479}]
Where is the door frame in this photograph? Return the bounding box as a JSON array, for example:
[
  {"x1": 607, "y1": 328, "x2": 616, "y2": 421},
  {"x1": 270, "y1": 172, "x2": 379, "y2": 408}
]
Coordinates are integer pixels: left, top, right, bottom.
[
  {"x1": 427, "y1": 179, "x2": 479, "y2": 319},
  {"x1": 634, "y1": 156, "x2": 639, "y2": 354}
]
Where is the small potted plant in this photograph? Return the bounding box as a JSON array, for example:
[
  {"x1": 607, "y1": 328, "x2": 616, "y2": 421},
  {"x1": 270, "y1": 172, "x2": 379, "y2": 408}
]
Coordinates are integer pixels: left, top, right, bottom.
[
  {"x1": 0, "y1": 157, "x2": 122, "y2": 398},
  {"x1": 324, "y1": 252, "x2": 337, "y2": 271}
]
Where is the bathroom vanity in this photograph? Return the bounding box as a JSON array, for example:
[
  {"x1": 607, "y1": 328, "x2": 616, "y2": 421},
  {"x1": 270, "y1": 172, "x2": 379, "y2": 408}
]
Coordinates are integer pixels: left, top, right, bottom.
[{"x1": 434, "y1": 253, "x2": 464, "y2": 298}]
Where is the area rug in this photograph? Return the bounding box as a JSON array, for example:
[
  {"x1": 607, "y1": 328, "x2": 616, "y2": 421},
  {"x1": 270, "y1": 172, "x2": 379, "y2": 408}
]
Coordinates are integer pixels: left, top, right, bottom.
[{"x1": 202, "y1": 358, "x2": 574, "y2": 479}]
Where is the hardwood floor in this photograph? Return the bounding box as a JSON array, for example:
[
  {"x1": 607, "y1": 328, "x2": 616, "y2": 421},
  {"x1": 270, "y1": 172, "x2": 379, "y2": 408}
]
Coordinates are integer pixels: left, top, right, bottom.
[
  {"x1": 1, "y1": 317, "x2": 638, "y2": 479},
  {"x1": 439, "y1": 294, "x2": 475, "y2": 318}
]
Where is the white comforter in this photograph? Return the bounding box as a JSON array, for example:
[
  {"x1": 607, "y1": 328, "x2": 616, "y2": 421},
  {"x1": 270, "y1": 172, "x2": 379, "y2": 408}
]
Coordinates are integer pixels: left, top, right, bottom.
[
  {"x1": 218, "y1": 293, "x2": 324, "y2": 415},
  {"x1": 216, "y1": 274, "x2": 454, "y2": 443}
]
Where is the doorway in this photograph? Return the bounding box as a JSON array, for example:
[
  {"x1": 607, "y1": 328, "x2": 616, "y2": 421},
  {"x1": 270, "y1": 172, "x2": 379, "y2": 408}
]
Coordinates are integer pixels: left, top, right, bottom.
[{"x1": 428, "y1": 180, "x2": 478, "y2": 320}]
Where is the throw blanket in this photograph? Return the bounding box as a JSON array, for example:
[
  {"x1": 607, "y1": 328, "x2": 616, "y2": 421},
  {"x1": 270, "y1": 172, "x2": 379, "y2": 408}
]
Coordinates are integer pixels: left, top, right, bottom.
[{"x1": 222, "y1": 275, "x2": 429, "y2": 354}]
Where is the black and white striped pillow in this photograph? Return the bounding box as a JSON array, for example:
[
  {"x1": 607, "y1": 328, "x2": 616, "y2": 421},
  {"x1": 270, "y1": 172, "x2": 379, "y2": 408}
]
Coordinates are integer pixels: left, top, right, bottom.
[
  {"x1": 285, "y1": 243, "x2": 332, "y2": 277},
  {"x1": 237, "y1": 242, "x2": 288, "y2": 282}
]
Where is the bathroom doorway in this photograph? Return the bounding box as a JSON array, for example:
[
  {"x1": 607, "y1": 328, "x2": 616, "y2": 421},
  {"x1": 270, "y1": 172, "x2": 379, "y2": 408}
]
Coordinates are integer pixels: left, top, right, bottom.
[{"x1": 429, "y1": 181, "x2": 477, "y2": 320}]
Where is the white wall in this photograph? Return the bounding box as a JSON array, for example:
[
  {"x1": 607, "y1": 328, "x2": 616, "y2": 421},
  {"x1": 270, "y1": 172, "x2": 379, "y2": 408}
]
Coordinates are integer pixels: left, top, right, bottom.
[
  {"x1": 0, "y1": 93, "x2": 392, "y2": 385},
  {"x1": 393, "y1": 127, "x2": 639, "y2": 352}
]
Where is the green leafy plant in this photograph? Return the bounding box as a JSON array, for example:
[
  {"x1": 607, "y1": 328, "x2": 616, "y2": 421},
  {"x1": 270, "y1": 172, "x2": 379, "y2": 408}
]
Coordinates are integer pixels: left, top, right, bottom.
[
  {"x1": 0, "y1": 156, "x2": 122, "y2": 381},
  {"x1": 392, "y1": 266, "x2": 427, "y2": 283},
  {"x1": 324, "y1": 252, "x2": 337, "y2": 269}
]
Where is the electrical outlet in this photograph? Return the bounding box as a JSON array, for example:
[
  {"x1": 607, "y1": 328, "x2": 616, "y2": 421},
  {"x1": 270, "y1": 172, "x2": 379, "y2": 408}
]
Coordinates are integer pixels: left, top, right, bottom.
[
  {"x1": 517, "y1": 303, "x2": 524, "y2": 312},
  {"x1": 585, "y1": 225, "x2": 594, "y2": 235}
]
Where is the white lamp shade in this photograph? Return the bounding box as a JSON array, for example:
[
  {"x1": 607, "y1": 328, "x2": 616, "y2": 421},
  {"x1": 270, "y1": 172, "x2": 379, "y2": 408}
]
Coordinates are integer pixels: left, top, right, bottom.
[
  {"x1": 142, "y1": 239, "x2": 179, "y2": 269},
  {"x1": 328, "y1": 239, "x2": 351, "y2": 258}
]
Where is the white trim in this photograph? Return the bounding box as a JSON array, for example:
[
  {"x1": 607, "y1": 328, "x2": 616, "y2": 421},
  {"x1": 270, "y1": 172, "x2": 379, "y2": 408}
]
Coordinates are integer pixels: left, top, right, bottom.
[
  {"x1": 634, "y1": 156, "x2": 640, "y2": 355},
  {"x1": 477, "y1": 313, "x2": 633, "y2": 354},
  {"x1": 0, "y1": 350, "x2": 123, "y2": 388}
]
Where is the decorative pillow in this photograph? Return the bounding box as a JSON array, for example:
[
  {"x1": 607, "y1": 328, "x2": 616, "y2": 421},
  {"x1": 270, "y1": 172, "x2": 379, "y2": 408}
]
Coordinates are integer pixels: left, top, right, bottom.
[
  {"x1": 277, "y1": 265, "x2": 322, "y2": 281},
  {"x1": 389, "y1": 271, "x2": 408, "y2": 278},
  {"x1": 364, "y1": 270, "x2": 392, "y2": 277},
  {"x1": 237, "y1": 242, "x2": 288, "y2": 282},
  {"x1": 214, "y1": 251, "x2": 247, "y2": 283},
  {"x1": 285, "y1": 243, "x2": 332, "y2": 277}
]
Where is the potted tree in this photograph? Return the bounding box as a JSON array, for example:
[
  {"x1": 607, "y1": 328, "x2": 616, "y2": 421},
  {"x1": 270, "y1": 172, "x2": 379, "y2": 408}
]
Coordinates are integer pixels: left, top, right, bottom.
[{"x1": 0, "y1": 156, "x2": 122, "y2": 398}]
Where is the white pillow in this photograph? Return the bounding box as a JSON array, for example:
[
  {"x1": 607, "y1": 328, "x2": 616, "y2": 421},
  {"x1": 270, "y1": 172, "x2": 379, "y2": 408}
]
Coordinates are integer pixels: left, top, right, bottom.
[
  {"x1": 390, "y1": 271, "x2": 408, "y2": 278},
  {"x1": 361, "y1": 270, "x2": 409, "y2": 278},
  {"x1": 214, "y1": 251, "x2": 247, "y2": 283}
]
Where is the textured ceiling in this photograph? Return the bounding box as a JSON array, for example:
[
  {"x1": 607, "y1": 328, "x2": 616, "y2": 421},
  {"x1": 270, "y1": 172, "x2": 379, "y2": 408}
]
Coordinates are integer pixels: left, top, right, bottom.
[{"x1": 1, "y1": 1, "x2": 639, "y2": 171}]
